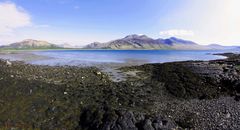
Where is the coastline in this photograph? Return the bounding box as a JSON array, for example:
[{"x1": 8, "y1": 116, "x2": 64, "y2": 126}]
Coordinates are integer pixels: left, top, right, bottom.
[
  {"x1": 0, "y1": 49, "x2": 229, "y2": 66},
  {"x1": 0, "y1": 52, "x2": 239, "y2": 129},
  {"x1": 0, "y1": 51, "x2": 53, "y2": 62},
  {"x1": 0, "y1": 50, "x2": 229, "y2": 82}
]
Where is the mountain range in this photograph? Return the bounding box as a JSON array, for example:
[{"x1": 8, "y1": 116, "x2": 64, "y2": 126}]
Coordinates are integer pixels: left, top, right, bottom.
[
  {"x1": 0, "y1": 35, "x2": 238, "y2": 50},
  {"x1": 84, "y1": 34, "x2": 237, "y2": 50}
]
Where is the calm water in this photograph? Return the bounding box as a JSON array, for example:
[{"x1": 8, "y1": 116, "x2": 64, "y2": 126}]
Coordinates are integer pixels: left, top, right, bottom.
[{"x1": 26, "y1": 49, "x2": 239, "y2": 66}]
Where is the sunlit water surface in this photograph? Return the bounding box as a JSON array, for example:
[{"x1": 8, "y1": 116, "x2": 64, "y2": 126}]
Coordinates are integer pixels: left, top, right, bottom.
[{"x1": 25, "y1": 49, "x2": 239, "y2": 66}]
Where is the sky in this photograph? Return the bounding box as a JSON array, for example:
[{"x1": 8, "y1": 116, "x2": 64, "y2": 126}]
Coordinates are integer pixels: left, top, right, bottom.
[{"x1": 0, "y1": 0, "x2": 239, "y2": 46}]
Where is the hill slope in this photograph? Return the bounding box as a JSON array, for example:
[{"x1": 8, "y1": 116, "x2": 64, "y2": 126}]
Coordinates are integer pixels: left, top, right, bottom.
[
  {"x1": 84, "y1": 34, "x2": 209, "y2": 50},
  {"x1": 0, "y1": 39, "x2": 61, "y2": 50}
]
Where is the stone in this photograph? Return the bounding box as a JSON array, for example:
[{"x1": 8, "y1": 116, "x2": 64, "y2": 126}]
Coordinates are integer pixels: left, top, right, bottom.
[
  {"x1": 226, "y1": 113, "x2": 231, "y2": 118},
  {"x1": 96, "y1": 72, "x2": 102, "y2": 75},
  {"x1": 6, "y1": 60, "x2": 12, "y2": 66},
  {"x1": 142, "y1": 119, "x2": 154, "y2": 130}
]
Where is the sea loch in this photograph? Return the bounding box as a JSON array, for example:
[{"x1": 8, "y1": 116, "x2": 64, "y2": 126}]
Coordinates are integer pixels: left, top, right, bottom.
[{"x1": 26, "y1": 49, "x2": 239, "y2": 66}]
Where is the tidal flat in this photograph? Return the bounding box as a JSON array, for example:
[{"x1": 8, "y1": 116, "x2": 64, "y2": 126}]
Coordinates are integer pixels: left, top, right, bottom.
[{"x1": 0, "y1": 53, "x2": 240, "y2": 129}]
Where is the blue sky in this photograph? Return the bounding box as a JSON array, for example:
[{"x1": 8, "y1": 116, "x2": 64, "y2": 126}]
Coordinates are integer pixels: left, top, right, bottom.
[{"x1": 0, "y1": 0, "x2": 239, "y2": 45}]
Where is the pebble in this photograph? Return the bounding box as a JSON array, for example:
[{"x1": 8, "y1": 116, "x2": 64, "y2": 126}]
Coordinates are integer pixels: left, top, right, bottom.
[
  {"x1": 6, "y1": 60, "x2": 12, "y2": 66},
  {"x1": 226, "y1": 113, "x2": 231, "y2": 118},
  {"x1": 0, "y1": 53, "x2": 239, "y2": 129},
  {"x1": 96, "y1": 72, "x2": 101, "y2": 75}
]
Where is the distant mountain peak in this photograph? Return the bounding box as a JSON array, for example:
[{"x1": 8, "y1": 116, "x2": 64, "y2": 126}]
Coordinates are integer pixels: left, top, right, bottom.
[
  {"x1": 21, "y1": 39, "x2": 49, "y2": 43},
  {"x1": 123, "y1": 34, "x2": 151, "y2": 39},
  {"x1": 208, "y1": 44, "x2": 222, "y2": 46},
  {"x1": 84, "y1": 34, "x2": 239, "y2": 50},
  {"x1": 0, "y1": 39, "x2": 61, "y2": 49},
  {"x1": 165, "y1": 37, "x2": 197, "y2": 45},
  {"x1": 169, "y1": 37, "x2": 180, "y2": 40},
  {"x1": 84, "y1": 34, "x2": 205, "y2": 50},
  {"x1": 22, "y1": 39, "x2": 38, "y2": 42},
  {"x1": 22, "y1": 39, "x2": 34, "y2": 42}
]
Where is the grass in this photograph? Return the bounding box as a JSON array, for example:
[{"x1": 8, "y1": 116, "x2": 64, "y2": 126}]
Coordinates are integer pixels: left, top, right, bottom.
[{"x1": 0, "y1": 47, "x2": 64, "y2": 51}]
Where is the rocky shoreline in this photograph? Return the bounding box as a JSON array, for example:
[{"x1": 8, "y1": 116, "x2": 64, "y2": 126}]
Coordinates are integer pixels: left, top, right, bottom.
[{"x1": 0, "y1": 53, "x2": 239, "y2": 129}]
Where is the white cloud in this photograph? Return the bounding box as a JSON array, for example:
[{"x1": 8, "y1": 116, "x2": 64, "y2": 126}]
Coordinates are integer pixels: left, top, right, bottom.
[
  {"x1": 159, "y1": 29, "x2": 194, "y2": 37},
  {"x1": 165, "y1": 0, "x2": 240, "y2": 45},
  {"x1": 0, "y1": 2, "x2": 31, "y2": 35}
]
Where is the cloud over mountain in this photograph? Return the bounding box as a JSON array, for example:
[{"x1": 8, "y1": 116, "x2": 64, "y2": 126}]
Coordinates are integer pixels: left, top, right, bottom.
[{"x1": 159, "y1": 29, "x2": 194, "y2": 37}]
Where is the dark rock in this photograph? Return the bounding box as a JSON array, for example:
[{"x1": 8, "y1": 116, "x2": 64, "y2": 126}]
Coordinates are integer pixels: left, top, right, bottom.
[
  {"x1": 78, "y1": 107, "x2": 177, "y2": 130},
  {"x1": 0, "y1": 53, "x2": 240, "y2": 129},
  {"x1": 142, "y1": 119, "x2": 154, "y2": 130}
]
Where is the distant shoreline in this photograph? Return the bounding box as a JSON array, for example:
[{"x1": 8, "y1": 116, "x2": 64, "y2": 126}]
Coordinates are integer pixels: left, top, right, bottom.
[
  {"x1": 0, "y1": 49, "x2": 230, "y2": 66},
  {"x1": 0, "y1": 48, "x2": 235, "y2": 52}
]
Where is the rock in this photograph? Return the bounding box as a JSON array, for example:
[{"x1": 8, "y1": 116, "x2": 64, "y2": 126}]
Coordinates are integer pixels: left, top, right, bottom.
[
  {"x1": 142, "y1": 119, "x2": 154, "y2": 130},
  {"x1": 6, "y1": 60, "x2": 12, "y2": 66},
  {"x1": 0, "y1": 53, "x2": 239, "y2": 130},
  {"x1": 226, "y1": 113, "x2": 231, "y2": 118},
  {"x1": 96, "y1": 71, "x2": 102, "y2": 75},
  {"x1": 78, "y1": 107, "x2": 177, "y2": 130},
  {"x1": 112, "y1": 111, "x2": 137, "y2": 130}
]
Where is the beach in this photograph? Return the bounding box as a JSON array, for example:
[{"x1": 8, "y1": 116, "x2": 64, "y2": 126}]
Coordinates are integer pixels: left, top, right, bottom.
[
  {"x1": 1, "y1": 0, "x2": 239, "y2": 129},
  {"x1": 0, "y1": 52, "x2": 239, "y2": 129}
]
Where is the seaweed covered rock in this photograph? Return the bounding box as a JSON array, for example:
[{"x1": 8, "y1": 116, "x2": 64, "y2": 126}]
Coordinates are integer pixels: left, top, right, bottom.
[
  {"x1": 151, "y1": 63, "x2": 211, "y2": 99},
  {"x1": 122, "y1": 53, "x2": 240, "y2": 100},
  {"x1": 77, "y1": 106, "x2": 177, "y2": 130},
  {"x1": 128, "y1": 63, "x2": 221, "y2": 99},
  {"x1": 0, "y1": 53, "x2": 240, "y2": 129}
]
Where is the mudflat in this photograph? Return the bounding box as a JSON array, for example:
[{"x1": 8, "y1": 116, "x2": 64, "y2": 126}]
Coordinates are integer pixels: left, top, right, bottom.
[{"x1": 0, "y1": 53, "x2": 239, "y2": 129}]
